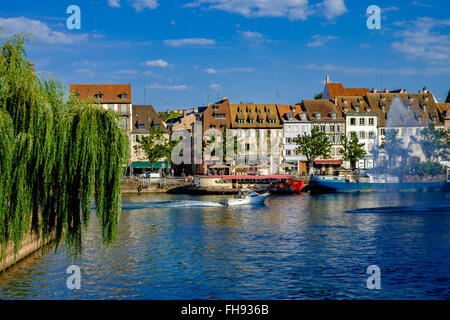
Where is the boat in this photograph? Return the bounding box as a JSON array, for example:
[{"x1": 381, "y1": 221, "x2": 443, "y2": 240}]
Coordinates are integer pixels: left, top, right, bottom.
[
  {"x1": 226, "y1": 189, "x2": 270, "y2": 206},
  {"x1": 309, "y1": 174, "x2": 450, "y2": 193}
]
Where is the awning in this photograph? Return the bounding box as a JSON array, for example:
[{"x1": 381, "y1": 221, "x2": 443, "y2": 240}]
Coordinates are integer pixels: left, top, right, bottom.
[
  {"x1": 314, "y1": 160, "x2": 342, "y2": 165},
  {"x1": 131, "y1": 161, "x2": 168, "y2": 169}
]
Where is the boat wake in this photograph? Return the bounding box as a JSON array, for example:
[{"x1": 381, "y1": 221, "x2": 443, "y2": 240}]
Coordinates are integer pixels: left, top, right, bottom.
[
  {"x1": 346, "y1": 204, "x2": 450, "y2": 214},
  {"x1": 122, "y1": 200, "x2": 225, "y2": 211}
]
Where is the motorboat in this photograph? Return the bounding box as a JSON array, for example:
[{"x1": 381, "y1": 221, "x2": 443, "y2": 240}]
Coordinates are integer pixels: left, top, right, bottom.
[{"x1": 226, "y1": 189, "x2": 270, "y2": 206}]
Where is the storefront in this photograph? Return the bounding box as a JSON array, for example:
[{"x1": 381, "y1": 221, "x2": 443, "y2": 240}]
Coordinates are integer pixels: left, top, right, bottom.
[{"x1": 131, "y1": 161, "x2": 169, "y2": 175}]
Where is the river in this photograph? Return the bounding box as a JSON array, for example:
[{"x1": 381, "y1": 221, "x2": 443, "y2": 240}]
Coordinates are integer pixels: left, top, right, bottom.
[{"x1": 0, "y1": 192, "x2": 449, "y2": 299}]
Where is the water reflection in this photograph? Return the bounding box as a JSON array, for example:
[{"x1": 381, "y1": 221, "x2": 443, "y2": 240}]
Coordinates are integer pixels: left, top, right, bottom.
[{"x1": 0, "y1": 192, "x2": 449, "y2": 299}]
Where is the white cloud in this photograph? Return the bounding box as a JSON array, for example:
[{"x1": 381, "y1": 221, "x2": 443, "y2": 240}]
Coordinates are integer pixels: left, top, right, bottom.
[
  {"x1": 204, "y1": 67, "x2": 254, "y2": 74},
  {"x1": 306, "y1": 34, "x2": 338, "y2": 47},
  {"x1": 74, "y1": 68, "x2": 95, "y2": 77},
  {"x1": 381, "y1": 6, "x2": 400, "y2": 13},
  {"x1": 320, "y1": 0, "x2": 347, "y2": 20},
  {"x1": 141, "y1": 59, "x2": 169, "y2": 67},
  {"x1": 204, "y1": 68, "x2": 217, "y2": 74},
  {"x1": 391, "y1": 17, "x2": 450, "y2": 65},
  {"x1": 184, "y1": 0, "x2": 348, "y2": 21},
  {"x1": 130, "y1": 0, "x2": 158, "y2": 12},
  {"x1": 164, "y1": 38, "x2": 216, "y2": 47},
  {"x1": 0, "y1": 16, "x2": 87, "y2": 44},
  {"x1": 108, "y1": 0, "x2": 121, "y2": 8},
  {"x1": 147, "y1": 84, "x2": 194, "y2": 90},
  {"x1": 209, "y1": 83, "x2": 222, "y2": 90}
]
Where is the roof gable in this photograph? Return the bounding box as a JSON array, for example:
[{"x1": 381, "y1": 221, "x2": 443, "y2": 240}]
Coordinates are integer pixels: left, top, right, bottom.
[{"x1": 70, "y1": 84, "x2": 132, "y2": 103}]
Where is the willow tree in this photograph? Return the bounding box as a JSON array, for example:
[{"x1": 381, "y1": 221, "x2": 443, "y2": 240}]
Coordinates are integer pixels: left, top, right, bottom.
[{"x1": 0, "y1": 35, "x2": 129, "y2": 261}]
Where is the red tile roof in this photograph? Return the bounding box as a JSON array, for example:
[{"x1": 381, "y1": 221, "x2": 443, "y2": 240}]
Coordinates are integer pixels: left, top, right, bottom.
[
  {"x1": 69, "y1": 84, "x2": 132, "y2": 104},
  {"x1": 325, "y1": 82, "x2": 370, "y2": 99}
]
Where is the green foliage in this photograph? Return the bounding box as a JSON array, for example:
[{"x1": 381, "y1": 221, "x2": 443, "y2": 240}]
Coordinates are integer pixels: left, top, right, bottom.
[
  {"x1": 314, "y1": 92, "x2": 323, "y2": 100},
  {"x1": 380, "y1": 129, "x2": 408, "y2": 167},
  {"x1": 0, "y1": 35, "x2": 129, "y2": 260},
  {"x1": 402, "y1": 160, "x2": 445, "y2": 177},
  {"x1": 134, "y1": 126, "x2": 175, "y2": 170},
  {"x1": 294, "y1": 127, "x2": 331, "y2": 170},
  {"x1": 415, "y1": 123, "x2": 448, "y2": 161},
  {"x1": 340, "y1": 132, "x2": 367, "y2": 169},
  {"x1": 163, "y1": 111, "x2": 181, "y2": 122}
]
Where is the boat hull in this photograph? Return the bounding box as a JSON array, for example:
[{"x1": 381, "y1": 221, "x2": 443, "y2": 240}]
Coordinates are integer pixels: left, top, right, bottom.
[{"x1": 226, "y1": 193, "x2": 270, "y2": 206}]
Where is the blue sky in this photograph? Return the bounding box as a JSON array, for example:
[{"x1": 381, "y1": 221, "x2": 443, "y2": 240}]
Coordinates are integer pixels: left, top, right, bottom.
[{"x1": 0, "y1": 0, "x2": 449, "y2": 111}]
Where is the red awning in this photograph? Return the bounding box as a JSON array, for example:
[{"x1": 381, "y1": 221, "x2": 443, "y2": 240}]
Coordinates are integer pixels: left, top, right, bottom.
[{"x1": 314, "y1": 160, "x2": 342, "y2": 165}]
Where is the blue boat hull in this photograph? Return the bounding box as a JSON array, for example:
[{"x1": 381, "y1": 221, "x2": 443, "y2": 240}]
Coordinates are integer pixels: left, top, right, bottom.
[{"x1": 310, "y1": 178, "x2": 450, "y2": 193}]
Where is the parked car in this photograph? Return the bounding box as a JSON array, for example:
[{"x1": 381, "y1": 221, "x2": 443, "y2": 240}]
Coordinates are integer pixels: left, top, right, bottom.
[{"x1": 139, "y1": 171, "x2": 161, "y2": 179}]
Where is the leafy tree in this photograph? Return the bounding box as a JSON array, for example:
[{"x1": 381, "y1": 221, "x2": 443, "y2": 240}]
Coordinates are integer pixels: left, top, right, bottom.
[
  {"x1": 0, "y1": 35, "x2": 129, "y2": 261},
  {"x1": 314, "y1": 92, "x2": 323, "y2": 100},
  {"x1": 380, "y1": 129, "x2": 405, "y2": 167},
  {"x1": 134, "y1": 126, "x2": 175, "y2": 173},
  {"x1": 340, "y1": 132, "x2": 367, "y2": 169},
  {"x1": 416, "y1": 123, "x2": 448, "y2": 161},
  {"x1": 294, "y1": 127, "x2": 331, "y2": 173}
]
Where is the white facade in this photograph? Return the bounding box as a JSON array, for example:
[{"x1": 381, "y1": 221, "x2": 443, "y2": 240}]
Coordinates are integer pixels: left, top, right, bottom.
[
  {"x1": 345, "y1": 114, "x2": 377, "y2": 169},
  {"x1": 282, "y1": 120, "x2": 311, "y2": 173}
]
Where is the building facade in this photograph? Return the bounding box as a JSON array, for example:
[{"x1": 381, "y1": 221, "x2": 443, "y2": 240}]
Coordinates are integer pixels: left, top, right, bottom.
[
  {"x1": 302, "y1": 99, "x2": 345, "y2": 171},
  {"x1": 335, "y1": 96, "x2": 378, "y2": 169},
  {"x1": 130, "y1": 105, "x2": 168, "y2": 174},
  {"x1": 277, "y1": 104, "x2": 311, "y2": 174}
]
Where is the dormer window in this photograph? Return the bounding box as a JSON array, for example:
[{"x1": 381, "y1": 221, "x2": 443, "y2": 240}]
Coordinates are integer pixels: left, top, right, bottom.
[
  {"x1": 380, "y1": 104, "x2": 386, "y2": 111},
  {"x1": 342, "y1": 99, "x2": 347, "y2": 104},
  {"x1": 239, "y1": 109, "x2": 243, "y2": 114},
  {"x1": 314, "y1": 112, "x2": 322, "y2": 119},
  {"x1": 95, "y1": 92, "x2": 103, "y2": 100},
  {"x1": 330, "y1": 112, "x2": 337, "y2": 119},
  {"x1": 417, "y1": 115, "x2": 422, "y2": 122},
  {"x1": 258, "y1": 119, "x2": 264, "y2": 124},
  {"x1": 120, "y1": 92, "x2": 127, "y2": 99},
  {"x1": 343, "y1": 106, "x2": 348, "y2": 112},
  {"x1": 300, "y1": 113, "x2": 306, "y2": 120},
  {"x1": 432, "y1": 116, "x2": 437, "y2": 122},
  {"x1": 409, "y1": 96, "x2": 414, "y2": 102},
  {"x1": 381, "y1": 95, "x2": 386, "y2": 101},
  {"x1": 424, "y1": 97, "x2": 429, "y2": 102},
  {"x1": 366, "y1": 107, "x2": 371, "y2": 112},
  {"x1": 291, "y1": 106, "x2": 296, "y2": 112},
  {"x1": 287, "y1": 113, "x2": 294, "y2": 120},
  {"x1": 354, "y1": 105, "x2": 360, "y2": 112}
]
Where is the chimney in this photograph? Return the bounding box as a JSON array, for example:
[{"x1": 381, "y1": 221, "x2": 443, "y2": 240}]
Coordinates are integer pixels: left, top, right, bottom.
[
  {"x1": 372, "y1": 88, "x2": 377, "y2": 93},
  {"x1": 423, "y1": 86, "x2": 428, "y2": 93},
  {"x1": 28, "y1": 62, "x2": 35, "y2": 74},
  {"x1": 326, "y1": 75, "x2": 330, "y2": 84}
]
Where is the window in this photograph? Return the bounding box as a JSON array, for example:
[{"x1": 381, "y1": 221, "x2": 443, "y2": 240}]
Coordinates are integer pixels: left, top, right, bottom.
[
  {"x1": 417, "y1": 116, "x2": 422, "y2": 122},
  {"x1": 359, "y1": 118, "x2": 365, "y2": 126},
  {"x1": 249, "y1": 119, "x2": 254, "y2": 124},
  {"x1": 238, "y1": 119, "x2": 245, "y2": 124},
  {"x1": 121, "y1": 105, "x2": 128, "y2": 114},
  {"x1": 337, "y1": 125, "x2": 342, "y2": 132},
  {"x1": 359, "y1": 131, "x2": 366, "y2": 139},
  {"x1": 120, "y1": 93, "x2": 127, "y2": 99},
  {"x1": 138, "y1": 124, "x2": 145, "y2": 130},
  {"x1": 369, "y1": 131, "x2": 375, "y2": 139},
  {"x1": 320, "y1": 125, "x2": 326, "y2": 132},
  {"x1": 369, "y1": 118, "x2": 374, "y2": 126},
  {"x1": 330, "y1": 148, "x2": 335, "y2": 156},
  {"x1": 214, "y1": 114, "x2": 226, "y2": 119},
  {"x1": 381, "y1": 128, "x2": 386, "y2": 135},
  {"x1": 330, "y1": 125, "x2": 335, "y2": 132},
  {"x1": 155, "y1": 124, "x2": 160, "y2": 129},
  {"x1": 350, "y1": 118, "x2": 356, "y2": 125}
]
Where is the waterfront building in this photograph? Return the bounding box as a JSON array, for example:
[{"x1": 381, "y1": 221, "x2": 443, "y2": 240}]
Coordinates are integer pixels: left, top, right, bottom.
[
  {"x1": 277, "y1": 104, "x2": 311, "y2": 174},
  {"x1": 301, "y1": 99, "x2": 345, "y2": 172},
  {"x1": 365, "y1": 88, "x2": 444, "y2": 164},
  {"x1": 228, "y1": 103, "x2": 284, "y2": 175},
  {"x1": 69, "y1": 84, "x2": 132, "y2": 135},
  {"x1": 202, "y1": 97, "x2": 232, "y2": 134},
  {"x1": 322, "y1": 75, "x2": 370, "y2": 100},
  {"x1": 335, "y1": 96, "x2": 378, "y2": 169},
  {"x1": 130, "y1": 105, "x2": 168, "y2": 175},
  {"x1": 167, "y1": 106, "x2": 207, "y2": 176}
]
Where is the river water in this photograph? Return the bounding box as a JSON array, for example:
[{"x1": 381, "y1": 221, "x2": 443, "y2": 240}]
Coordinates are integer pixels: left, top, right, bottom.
[{"x1": 0, "y1": 192, "x2": 449, "y2": 299}]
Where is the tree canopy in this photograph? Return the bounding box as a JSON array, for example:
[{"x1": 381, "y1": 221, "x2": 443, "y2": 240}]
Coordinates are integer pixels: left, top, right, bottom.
[
  {"x1": 294, "y1": 127, "x2": 331, "y2": 169},
  {"x1": 134, "y1": 126, "x2": 175, "y2": 170},
  {"x1": 0, "y1": 35, "x2": 129, "y2": 260},
  {"x1": 340, "y1": 132, "x2": 367, "y2": 169},
  {"x1": 416, "y1": 123, "x2": 448, "y2": 161}
]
